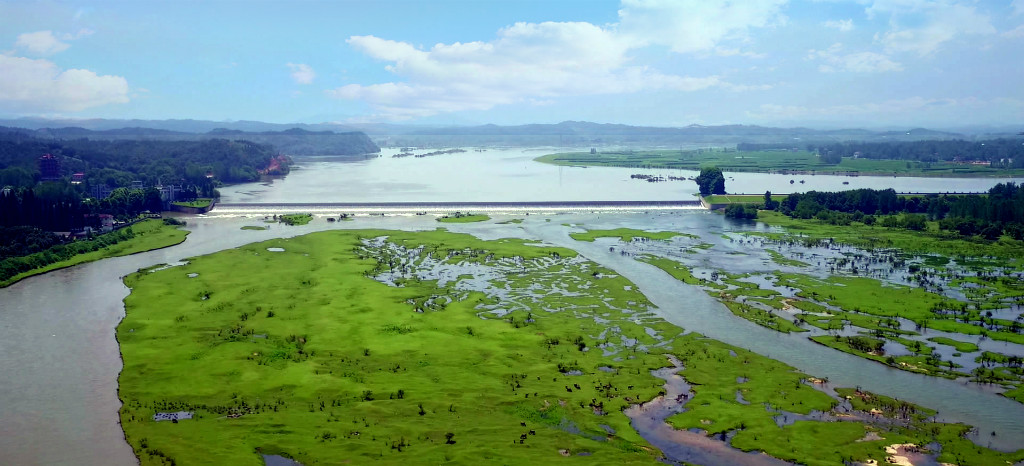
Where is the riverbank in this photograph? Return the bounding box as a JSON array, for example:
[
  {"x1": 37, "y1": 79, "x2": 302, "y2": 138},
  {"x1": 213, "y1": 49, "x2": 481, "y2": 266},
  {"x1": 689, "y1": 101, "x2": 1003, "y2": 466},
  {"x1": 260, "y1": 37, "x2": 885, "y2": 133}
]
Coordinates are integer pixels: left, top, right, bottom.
[
  {"x1": 534, "y1": 150, "x2": 1024, "y2": 178},
  {"x1": 117, "y1": 228, "x2": 1024, "y2": 465},
  {"x1": 0, "y1": 219, "x2": 189, "y2": 288}
]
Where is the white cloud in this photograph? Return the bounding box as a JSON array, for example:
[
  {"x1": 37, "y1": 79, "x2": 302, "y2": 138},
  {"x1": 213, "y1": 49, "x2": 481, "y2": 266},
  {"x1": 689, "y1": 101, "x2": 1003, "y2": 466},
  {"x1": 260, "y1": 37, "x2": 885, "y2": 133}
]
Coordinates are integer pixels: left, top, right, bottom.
[
  {"x1": 807, "y1": 43, "x2": 902, "y2": 73},
  {"x1": 287, "y1": 63, "x2": 316, "y2": 85},
  {"x1": 1012, "y1": 0, "x2": 1024, "y2": 16},
  {"x1": 61, "y1": 28, "x2": 95, "y2": 41},
  {"x1": 15, "y1": 30, "x2": 70, "y2": 56},
  {"x1": 1004, "y1": 24, "x2": 1024, "y2": 39},
  {"x1": 332, "y1": 1, "x2": 783, "y2": 120},
  {"x1": 715, "y1": 47, "x2": 767, "y2": 58},
  {"x1": 329, "y1": 24, "x2": 731, "y2": 120},
  {"x1": 867, "y1": 1, "x2": 995, "y2": 56},
  {"x1": 0, "y1": 55, "x2": 129, "y2": 112},
  {"x1": 822, "y1": 19, "x2": 854, "y2": 32},
  {"x1": 617, "y1": 0, "x2": 788, "y2": 53}
]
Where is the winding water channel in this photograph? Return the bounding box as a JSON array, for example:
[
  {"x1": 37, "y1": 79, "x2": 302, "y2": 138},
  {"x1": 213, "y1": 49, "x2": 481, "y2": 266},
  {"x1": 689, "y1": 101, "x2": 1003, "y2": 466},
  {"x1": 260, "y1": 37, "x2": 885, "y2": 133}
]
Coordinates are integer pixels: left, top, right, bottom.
[{"x1": 3, "y1": 148, "x2": 1024, "y2": 465}]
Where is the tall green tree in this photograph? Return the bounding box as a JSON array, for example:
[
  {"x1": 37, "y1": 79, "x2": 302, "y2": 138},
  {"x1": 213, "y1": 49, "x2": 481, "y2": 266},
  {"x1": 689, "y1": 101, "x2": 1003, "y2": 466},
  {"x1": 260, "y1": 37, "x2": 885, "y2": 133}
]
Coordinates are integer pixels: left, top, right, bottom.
[{"x1": 695, "y1": 166, "x2": 726, "y2": 195}]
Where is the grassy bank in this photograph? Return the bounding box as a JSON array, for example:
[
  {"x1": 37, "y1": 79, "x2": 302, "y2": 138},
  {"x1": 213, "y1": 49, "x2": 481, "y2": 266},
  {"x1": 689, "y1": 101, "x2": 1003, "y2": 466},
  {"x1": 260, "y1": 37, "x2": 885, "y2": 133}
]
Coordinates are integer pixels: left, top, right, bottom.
[
  {"x1": 119, "y1": 229, "x2": 1023, "y2": 465},
  {"x1": 171, "y1": 198, "x2": 212, "y2": 208},
  {"x1": 0, "y1": 219, "x2": 188, "y2": 288},
  {"x1": 754, "y1": 210, "x2": 1024, "y2": 259},
  {"x1": 703, "y1": 194, "x2": 764, "y2": 205},
  {"x1": 535, "y1": 150, "x2": 1024, "y2": 177}
]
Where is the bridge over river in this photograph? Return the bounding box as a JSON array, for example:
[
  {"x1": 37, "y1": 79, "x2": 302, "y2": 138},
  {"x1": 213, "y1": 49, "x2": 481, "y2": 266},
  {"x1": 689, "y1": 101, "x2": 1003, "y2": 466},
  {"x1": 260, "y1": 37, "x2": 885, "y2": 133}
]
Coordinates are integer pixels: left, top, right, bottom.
[{"x1": 211, "y1": 200, "x2": 705, "y2": 215}]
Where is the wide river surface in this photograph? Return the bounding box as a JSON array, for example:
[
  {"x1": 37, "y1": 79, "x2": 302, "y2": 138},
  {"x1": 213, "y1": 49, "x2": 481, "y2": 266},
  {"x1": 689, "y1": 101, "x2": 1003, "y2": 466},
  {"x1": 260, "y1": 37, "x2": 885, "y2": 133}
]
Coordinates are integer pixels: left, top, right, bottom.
[
  {"x1": 3, "y1": 147, "x2": 1024, "y2": 465},
  {"x1": 220, "y1": 147, "x2": 1024, "y2": 203}
]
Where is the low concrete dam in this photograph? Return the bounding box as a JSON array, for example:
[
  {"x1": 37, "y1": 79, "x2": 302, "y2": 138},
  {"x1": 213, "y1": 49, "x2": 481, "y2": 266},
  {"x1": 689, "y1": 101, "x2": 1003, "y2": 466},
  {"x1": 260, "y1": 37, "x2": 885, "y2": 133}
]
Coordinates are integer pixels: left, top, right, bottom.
[{"x1": 210, "y1": 200, "x2": 705, "y2": 215}]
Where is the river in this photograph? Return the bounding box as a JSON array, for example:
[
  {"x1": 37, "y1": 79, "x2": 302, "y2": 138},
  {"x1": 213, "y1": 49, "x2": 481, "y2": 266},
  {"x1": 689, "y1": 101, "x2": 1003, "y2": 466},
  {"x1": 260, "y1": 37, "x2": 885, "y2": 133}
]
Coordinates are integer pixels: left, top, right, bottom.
[
  {"x1": 2, "y1": 147, "x2": 1023, "y2": 465},
  {"x1": 219, "y1": 147, "x2": 1024, "y2": 203}
]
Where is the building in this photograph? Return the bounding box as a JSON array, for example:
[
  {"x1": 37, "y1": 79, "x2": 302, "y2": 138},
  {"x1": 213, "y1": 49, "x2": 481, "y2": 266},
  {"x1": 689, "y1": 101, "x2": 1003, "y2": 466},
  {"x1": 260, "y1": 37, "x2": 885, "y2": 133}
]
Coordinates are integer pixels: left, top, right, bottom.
[
  {"x1": 71, "y1": 173, "x2": 85, "y2": 184},
  {"x1": 39, "y1": 154, "x2": 61, "y2": 181}
]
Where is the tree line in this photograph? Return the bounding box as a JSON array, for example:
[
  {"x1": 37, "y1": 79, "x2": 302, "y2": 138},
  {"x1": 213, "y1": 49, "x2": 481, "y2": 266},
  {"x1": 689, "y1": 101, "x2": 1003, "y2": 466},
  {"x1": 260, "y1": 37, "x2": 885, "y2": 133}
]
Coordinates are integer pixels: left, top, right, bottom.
[
  {"x1": 770, "y1": 184, "x2": 1024, "y2": 240},
  {"x1": 0, "y1": 225, "x2": 137, "y2": 283},
  {"x1": 810, "y1": 139, "x2": 1024, "y2": 167},
  {"x1": 0, "y1": 128, "x2": 288, "y2": 190}
]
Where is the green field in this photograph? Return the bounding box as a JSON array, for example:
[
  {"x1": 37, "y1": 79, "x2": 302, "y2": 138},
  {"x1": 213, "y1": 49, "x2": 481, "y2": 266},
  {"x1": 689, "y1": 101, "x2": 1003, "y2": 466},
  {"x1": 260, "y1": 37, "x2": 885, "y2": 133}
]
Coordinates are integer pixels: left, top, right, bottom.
[
  {"x1": 703, "y1": 195, "x2": 764, "y2": 204},
  {"x1": 118, "y1": 228, "x2": 1024, "y2": 465},
  {"x1": 535, "y1": 150, "x2": 1024, "y2": 177},
  {"x1": 1, "y1": 219, "x2": 188, "y2": 287}
]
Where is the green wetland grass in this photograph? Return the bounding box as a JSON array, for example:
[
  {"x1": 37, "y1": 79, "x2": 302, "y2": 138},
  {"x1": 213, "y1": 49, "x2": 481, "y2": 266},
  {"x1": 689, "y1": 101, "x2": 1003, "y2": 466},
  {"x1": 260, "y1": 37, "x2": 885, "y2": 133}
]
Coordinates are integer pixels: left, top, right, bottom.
[
  {"x1": 119, "y1": 228, "x2": 1024, "y2": 465},
  {"x1": 593, "y1": 213, "x2": 1024, "y2": 403},
  {"x1": 278, "y1": 213, "x2": 314, "y2": 225},
  {"x1": 569, "y1": 228, "x2": 696, "y2": 242}
]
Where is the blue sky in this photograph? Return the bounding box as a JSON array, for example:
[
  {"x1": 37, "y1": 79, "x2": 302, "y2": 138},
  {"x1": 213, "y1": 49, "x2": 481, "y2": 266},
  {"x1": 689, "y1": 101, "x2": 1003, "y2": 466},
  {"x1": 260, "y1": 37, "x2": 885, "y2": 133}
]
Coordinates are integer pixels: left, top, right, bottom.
[{"x1": 1, "y1": 0, "x2": 1022, "y2": 128}]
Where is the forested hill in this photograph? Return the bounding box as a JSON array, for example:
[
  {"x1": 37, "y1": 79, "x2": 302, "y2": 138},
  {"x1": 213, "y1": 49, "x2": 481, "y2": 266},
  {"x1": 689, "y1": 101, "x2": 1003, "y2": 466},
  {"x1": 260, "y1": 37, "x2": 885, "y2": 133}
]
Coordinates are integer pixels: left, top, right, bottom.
[
  {"x1": 0, "y1": 131, "x2": 285, "y2": 188},
  {"x1": 0, "y1": 126, "x2": 380, "y2": 156},
  {"x1": 203, "y1": 128, "x2": 380, "y2": 155}
]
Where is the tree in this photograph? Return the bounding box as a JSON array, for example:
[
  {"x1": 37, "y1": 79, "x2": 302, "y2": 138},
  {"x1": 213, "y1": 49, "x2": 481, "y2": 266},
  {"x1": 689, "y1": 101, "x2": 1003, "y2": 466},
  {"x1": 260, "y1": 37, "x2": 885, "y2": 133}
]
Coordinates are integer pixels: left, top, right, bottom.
[
  {"x1": 724, "y1": 204, "x2": 758, "y2": 219},
  {"x1": 695, "y1": 166, "x2": 725, "y2": 196},
  {"x1": 763, "y1": 191, "x2": 777, "y2": 210}
]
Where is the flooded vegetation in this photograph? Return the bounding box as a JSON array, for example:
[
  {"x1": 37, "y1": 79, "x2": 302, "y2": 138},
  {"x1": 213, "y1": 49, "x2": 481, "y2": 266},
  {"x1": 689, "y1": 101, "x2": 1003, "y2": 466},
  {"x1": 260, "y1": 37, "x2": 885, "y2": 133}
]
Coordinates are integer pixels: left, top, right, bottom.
[
  {"x1": 114, "y1": 224, "x2": 1024, "y2": 465},
  {"x1": 582, "y1": 221, "x2": 1024, "y2": 406}
]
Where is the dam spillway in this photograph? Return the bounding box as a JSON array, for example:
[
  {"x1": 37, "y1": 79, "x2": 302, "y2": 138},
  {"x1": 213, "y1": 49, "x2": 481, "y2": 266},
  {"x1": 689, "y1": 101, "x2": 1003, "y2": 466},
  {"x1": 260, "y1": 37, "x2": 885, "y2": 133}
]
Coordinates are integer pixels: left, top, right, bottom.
[{"x1": 210, "y1": 200, "x2": 705, "y2": 216}]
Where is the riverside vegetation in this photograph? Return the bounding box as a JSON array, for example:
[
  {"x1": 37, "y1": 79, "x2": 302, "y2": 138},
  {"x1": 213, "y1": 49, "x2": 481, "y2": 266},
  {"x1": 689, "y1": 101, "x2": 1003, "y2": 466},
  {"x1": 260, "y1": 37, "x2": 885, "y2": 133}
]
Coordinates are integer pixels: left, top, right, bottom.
[
  {"x1": 0, "y1": 218, "x2": 188, "y2": 287},
  {"x1": 118, "y1": 228, "x2": 1023, "y2": 465},
  {"x1": 584, "y1": 188, "x2": 1024, "y2": 405},
  {"x1": 534, "y1": 138, "x2": 1024, "y2": 177}
]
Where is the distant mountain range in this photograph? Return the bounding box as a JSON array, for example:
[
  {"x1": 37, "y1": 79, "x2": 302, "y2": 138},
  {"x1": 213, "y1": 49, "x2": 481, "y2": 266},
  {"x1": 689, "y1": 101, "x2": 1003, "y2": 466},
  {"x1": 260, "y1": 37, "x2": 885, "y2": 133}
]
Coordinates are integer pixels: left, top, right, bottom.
[
  {"x1": 0, "y1": 118, "x2": 1020, "y2": 150},
  {"x1": 0, "y1": 125, "x2": 380, "y2": 156}
]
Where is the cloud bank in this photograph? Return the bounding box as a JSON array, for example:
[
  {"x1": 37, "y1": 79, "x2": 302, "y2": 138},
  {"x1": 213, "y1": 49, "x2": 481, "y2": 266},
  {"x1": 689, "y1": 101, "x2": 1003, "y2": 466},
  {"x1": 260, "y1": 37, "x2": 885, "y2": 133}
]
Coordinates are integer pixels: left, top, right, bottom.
[{"x1": 329, "y1": 0, "x2": 786, "y2": 120}]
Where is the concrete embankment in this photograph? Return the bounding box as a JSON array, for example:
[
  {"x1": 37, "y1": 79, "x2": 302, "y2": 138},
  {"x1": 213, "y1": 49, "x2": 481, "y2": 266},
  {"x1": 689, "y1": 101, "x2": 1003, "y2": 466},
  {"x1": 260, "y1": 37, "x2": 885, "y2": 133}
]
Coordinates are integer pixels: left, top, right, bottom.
[
  {"x1": 210, "y1": 200, "x2": 704, "y2": 215},
  {"x1": 170, "y1": 200, "x2": 216, "y2": 215}
]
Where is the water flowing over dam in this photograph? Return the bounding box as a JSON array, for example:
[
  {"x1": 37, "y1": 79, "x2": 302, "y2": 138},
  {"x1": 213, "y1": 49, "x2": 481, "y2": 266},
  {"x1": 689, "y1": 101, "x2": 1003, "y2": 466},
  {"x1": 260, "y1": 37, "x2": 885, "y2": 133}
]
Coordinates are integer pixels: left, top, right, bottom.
[{"x1": 210, "y1": 200, "x2": 705, "y2": 215}]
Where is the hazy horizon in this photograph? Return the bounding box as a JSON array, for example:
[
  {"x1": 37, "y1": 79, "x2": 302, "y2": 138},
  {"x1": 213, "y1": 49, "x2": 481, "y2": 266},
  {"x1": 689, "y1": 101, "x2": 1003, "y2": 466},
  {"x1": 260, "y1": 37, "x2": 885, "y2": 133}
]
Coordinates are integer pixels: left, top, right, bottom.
[{"x1": 1, "y1": 0, "x2": 1022, "y2": 129}]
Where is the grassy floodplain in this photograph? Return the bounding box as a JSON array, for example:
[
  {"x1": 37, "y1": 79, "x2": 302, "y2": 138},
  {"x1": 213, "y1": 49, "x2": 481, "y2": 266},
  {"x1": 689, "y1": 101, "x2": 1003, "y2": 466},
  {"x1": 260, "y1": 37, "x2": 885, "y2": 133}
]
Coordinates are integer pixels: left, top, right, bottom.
[
  {"x1": 755, "y1": 210, "x2": 1024, "y2": 259},
  {"x1": 605, "y1": 207, "x2": 1024, "y2": 402},
  {"x1": 535, "y1": 149, "x2": 1024, "y2": 177},
  {"x1": 0, "y1": 219, "x2": 188, "y2": 287},
  {"x1": 119, "y1": 228, "x2": 1024, "y2": 465},
  {"x1": 569, "y1": 228, "x2": 696, "y2": 242}
]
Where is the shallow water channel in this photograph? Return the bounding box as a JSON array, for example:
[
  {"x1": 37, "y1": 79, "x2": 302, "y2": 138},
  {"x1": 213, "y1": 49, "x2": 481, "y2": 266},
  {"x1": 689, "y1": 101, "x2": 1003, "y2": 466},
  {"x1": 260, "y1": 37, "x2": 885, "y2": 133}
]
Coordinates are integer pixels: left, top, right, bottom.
[{"x1": 3, "y1": 209, "x2": 1024, "y2": 464}]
